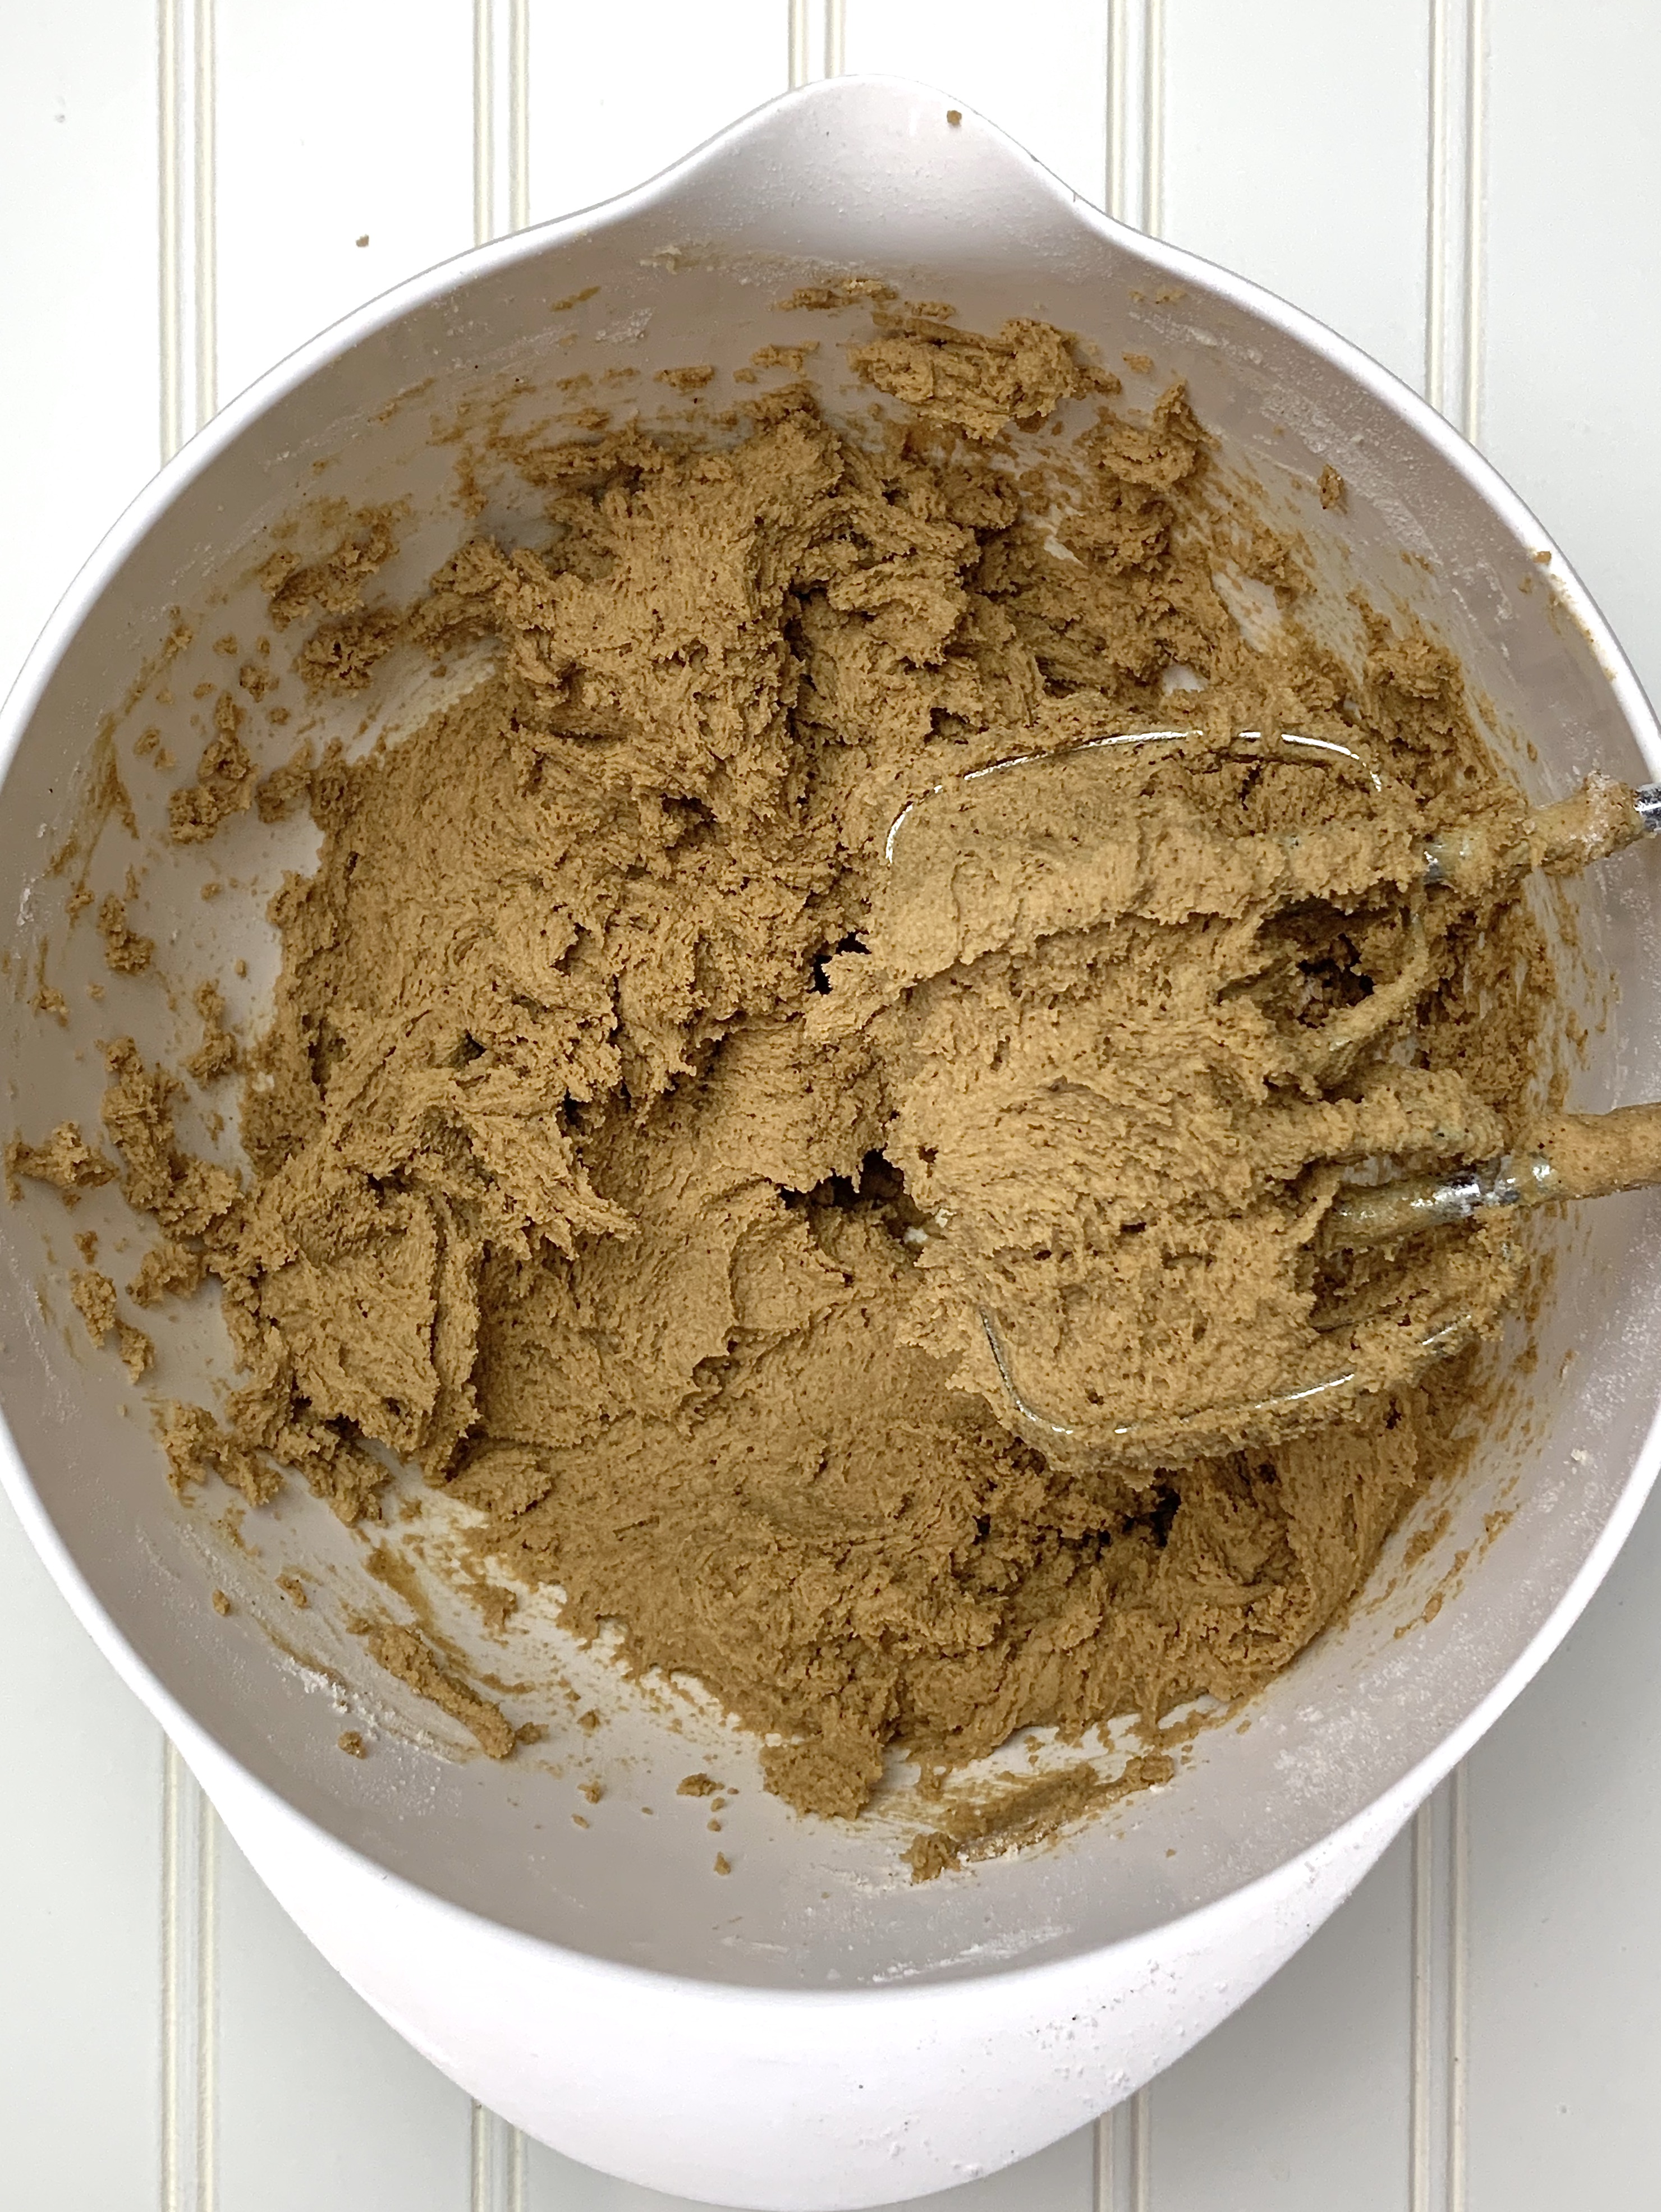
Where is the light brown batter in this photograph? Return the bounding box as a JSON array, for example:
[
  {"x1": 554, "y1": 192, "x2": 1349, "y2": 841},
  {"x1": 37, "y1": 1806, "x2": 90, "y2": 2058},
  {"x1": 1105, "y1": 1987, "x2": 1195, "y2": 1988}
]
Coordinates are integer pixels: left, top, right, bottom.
[{"x1": 12, "y1": 319, "x2": 1553, "y2": 1826}]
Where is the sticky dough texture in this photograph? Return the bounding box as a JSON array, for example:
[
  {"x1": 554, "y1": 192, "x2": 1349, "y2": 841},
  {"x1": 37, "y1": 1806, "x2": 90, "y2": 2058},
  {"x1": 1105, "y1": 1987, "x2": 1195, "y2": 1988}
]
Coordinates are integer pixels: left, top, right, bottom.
[{"x1": 135, "y1": 352, "x2": 1554, "y2": 1815}]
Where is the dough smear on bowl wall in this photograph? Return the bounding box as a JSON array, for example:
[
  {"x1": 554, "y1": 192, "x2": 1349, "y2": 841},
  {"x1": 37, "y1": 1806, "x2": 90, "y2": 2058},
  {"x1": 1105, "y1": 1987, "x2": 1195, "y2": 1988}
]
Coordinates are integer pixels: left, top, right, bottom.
[{"x1": 1, "y1": 78, "x2": 1658, "y2": 2210}]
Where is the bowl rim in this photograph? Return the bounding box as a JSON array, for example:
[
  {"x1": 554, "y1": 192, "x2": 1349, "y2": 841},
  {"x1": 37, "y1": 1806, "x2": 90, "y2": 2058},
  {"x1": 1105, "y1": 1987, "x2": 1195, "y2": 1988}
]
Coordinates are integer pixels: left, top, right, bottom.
[{"x1": 4, "y1": 70, "x2": 1661, "y2": 2005}]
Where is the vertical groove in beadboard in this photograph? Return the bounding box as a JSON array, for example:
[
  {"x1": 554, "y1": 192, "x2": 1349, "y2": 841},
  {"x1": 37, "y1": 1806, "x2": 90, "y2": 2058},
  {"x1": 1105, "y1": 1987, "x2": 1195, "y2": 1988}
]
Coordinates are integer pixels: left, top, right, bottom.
[
  {"x1": 1411, "y1": 1770, "x2": 1469, "y2": 2212},
  {"x1": 508, "y1": 0, "x2": 530, "y2": 232},
  {"x1": 1461, "y1": 0, "x2": 1486, "y2": 444},
  {"x1": 1425, "y1": 0, "x2": 1486, "y2": 433},
  {"x1": 158, "y1": 0, "x2": 179, "y2": 459},
  {"x1": 1415, "y1": 13, "x2": 1481, "y2": 2198},
  {"x1": 1452, "y1": 1764, "x2": 1469, "y2": 2212},
  {"x1": 200, "y1": 1789, "x2": 219, "y2": 2206},
  {"x1": 192, "y1": 0, "x2": 216, "y2": 421},
  {"x1": 467, "y1": 29, "x2": 530, "y2": 2197},
  {"x1": 788, "y1": 0, "x2": 809, "y2": 90},
  {"x1": 159, "y1": 7, "x2": 219, "y2": 2201},
  {"x1": 472, "y1": 0, "x2": 494, "y2": 246},
  {"x1": 1099, "y1": 13, "x2": 1162, "y2": 2170},
  {"x1": 162, "y1": 1745, "x2": 217, "y2": 2212},
  {"x1": 471, "y1": 2103, "x2": 526, "y2": 2212},
  {"x1": 476, "y1": 0, "x2": 531, "y2": 241},
  {"x1": 158, "y1": 0, "x2": 217, "y2": 455},
  {"x1": 1094, "y1": 2089, "x2": 1150, "y2": 2212},
  {"x1": 1105, "y1": 0, "x2": 1132, "y2": 222},
  {"x1": 1106, "y1": 0, "x2": 1164, "y2": 234},
  {"x1": 1142, "y1": 0, "x2": 1164, "y2": 238}
]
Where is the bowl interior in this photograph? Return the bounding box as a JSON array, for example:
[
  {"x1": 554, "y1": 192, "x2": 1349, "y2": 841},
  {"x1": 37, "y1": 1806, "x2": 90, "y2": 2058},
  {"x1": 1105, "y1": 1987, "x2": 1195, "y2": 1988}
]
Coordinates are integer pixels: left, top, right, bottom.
[{"x1": 4, "y1": 77, "x2": 1659, "y2": 1990}]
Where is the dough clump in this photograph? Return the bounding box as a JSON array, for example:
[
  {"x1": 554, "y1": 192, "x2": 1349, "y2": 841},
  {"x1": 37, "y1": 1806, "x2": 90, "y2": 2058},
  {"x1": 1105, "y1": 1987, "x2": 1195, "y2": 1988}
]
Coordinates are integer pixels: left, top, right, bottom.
[{"x1": 20, "y1": 332, "x2": 1549, "y2": 1820}]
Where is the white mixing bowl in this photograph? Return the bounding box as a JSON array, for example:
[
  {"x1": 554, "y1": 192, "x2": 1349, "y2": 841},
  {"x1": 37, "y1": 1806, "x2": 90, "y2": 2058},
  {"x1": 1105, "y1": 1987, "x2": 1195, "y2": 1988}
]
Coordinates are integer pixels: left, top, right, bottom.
[{"x1": 3, "y1": 76, "x2": 1660, "y2": 2210}]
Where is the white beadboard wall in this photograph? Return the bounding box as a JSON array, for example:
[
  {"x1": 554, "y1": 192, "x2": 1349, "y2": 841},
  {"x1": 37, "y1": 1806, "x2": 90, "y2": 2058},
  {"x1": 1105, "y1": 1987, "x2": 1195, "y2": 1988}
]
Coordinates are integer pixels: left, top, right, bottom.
[{"x1": 3, "y1": 5, "x2": 1661, "y2": 2208}]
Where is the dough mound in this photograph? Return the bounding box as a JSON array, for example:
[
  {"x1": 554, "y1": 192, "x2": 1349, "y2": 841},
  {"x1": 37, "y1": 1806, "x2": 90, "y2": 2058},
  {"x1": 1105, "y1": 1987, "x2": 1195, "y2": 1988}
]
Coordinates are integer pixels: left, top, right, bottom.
[{"x1": 102, "y1": 355, "x2": 1557, "y2": 1815}]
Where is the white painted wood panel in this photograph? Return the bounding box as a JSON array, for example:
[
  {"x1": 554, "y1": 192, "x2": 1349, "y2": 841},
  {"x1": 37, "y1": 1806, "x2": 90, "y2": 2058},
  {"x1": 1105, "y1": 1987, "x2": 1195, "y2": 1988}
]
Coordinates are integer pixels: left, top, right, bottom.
[
  {"x1": 0, "y1": 4, "x2": 161, "y2": 692},
  {"x1": 0, "y1": 14, "x2": 170, "y2": 2211},
  {"x1": 214, "y1": 1831, "x2": 475, "y2": 2210},
  {"x1": 525, "y1": 0, "x2": 785, "y2": 226},
  {"x1": 1462, "y1": 8, "x2": 1661, "y2": 2200},
  {"x1": 213, "y1": 0, "x2": 474, "y2": 406},
  {"x1": 1148, "y1": 1836, "x2": 1414, "y2": 2212},
  {"x1": 0, "y1": 1490, "x2": 164, "y2": 2210},
  {"x1": 204, "y1": 8, "x2": 509, "y2": 2203},
  {"x1": 1159, "y1": 0, "x2": 1433, "y2": 392},
  {"x1": 1464, "y1": 1483, "x2": 1661, "y2": 2205},
  {"x1": 1479, "y1": 0, "x2": 1661, "y2": 700},
  {"x1": 7, "y1": 6, "x2": 1661, "y2": 2208}
]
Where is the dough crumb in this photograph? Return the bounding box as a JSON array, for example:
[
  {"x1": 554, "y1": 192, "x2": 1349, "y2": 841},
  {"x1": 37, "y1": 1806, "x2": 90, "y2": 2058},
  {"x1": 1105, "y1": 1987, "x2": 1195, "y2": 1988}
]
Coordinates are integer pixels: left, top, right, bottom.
[
  {"x1": 3, "y1": 1119, "x2": 106, "y2": 1204},
  {"x1": 98, "y1": 889, "x2": 154, "y2": 974},
  {"x1": 848, "y1": 313, "x2": 1100, "y2": 440},
  {"x1": 676, "y1": 1772, "x2": 719, "y2": 1797},
  {"x1": 749, "y1": 343, "x2": 818, "y2": 374},
  {"x1": 655, "y1": 364, "x2": 715, "y2": 392},
  {"x1": 255, "y1": 739, "x2": 314, "y2": 823},
  {"x1": 211, "y1": 1588, "x2": 232, "y2": 1616},
  {"x1": 906, "y1": 1754, "x2": 1176, "y2": 1882},
  {"x1": 260, "y1": 508, "x2": 397, "y2": 631},
  {"x1": 68, "y1": 1268, "x2": 153, "y2": 1377},
  {"x1": 116, "y1": 1321, "x2": 153, "y2": 1379},
  {"x1": 168, "y1": 693, "x2": 257, "y2": 843},
  {"x1": 98, "y1": 1037, "x2": 240, "y2": 1236},
  {"x1": 129, "y1": 1238, "x2": 207, "y2": 1308},
  {"x1": 470, "y1": 1578, "x2": 518, "y2": 1632},
  {"x1": 713, "y1": 1852, "x2": 732, "y2": 1875},
  {"x1": 186, "y1": 980, "x2": 239, "y2": 1084},
  {"x1": 776, "y1": 275, "x2": 898, "y2": 312},
  {"x1": 1319, "y1": 463, "x2": 1348, "y2": 510},
  {"x1": 276, "y1": 1570, "x2": 309, "y2": 1608},
  {"x1": 158, "y1": 1400, "x2": 282, "y2": 1506},
  {"x1": 296, "y1": 605, "x2": 401, "y2": 693},
  {"x1": 366, "y1": 1623, "x2": 516, "y2": 1759},
  {"x1": 69, "y1": 1268, "x2": 118, "y2": 1345},
  {"x1": 338, "y1": 1729, "x2": 366, "y2": 1756}
]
